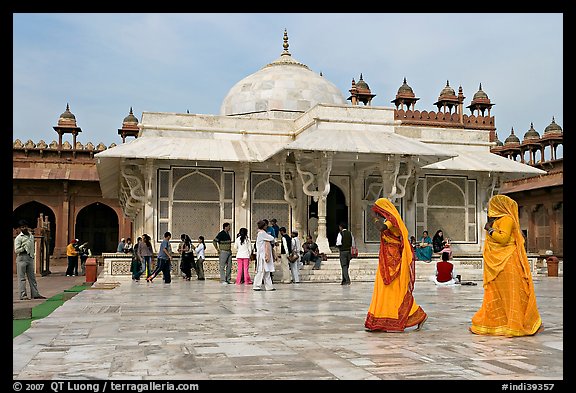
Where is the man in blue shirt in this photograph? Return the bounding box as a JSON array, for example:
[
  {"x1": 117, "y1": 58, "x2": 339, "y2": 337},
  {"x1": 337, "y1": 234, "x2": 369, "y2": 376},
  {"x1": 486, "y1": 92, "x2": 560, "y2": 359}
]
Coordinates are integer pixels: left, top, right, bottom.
[
  {"x1": 147, "y1": 232, "x2": 172, "y2": 283},
  {"x1": 270, "y1": 218, "x2": 280, "y2": 239}
]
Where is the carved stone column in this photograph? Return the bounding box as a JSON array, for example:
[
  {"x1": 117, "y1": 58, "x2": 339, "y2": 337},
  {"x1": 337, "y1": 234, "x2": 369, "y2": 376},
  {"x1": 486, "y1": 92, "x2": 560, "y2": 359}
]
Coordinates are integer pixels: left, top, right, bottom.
[
  {"x1": 351, "y1": 166, "x2": 365, "y2": 251},
  {"x1": 279, "y1": 159, "x2": 303, "y2": 235},
  {"x1": 142, "y1": 160, "x2": 155, "y2": 239},
  {"x1": 295, "y1": 152, "x2": 333, "y2": 253}
]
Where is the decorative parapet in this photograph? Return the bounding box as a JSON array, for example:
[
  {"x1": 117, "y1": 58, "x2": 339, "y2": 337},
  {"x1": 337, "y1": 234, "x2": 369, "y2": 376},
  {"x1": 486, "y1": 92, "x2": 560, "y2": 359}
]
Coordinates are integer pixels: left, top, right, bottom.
[
  {"x1": 13, "y1": 139, "x2": 114, "y2": 152},
  {"x1": 394, "y1": 109, "x2": 495, "y2": 130}
]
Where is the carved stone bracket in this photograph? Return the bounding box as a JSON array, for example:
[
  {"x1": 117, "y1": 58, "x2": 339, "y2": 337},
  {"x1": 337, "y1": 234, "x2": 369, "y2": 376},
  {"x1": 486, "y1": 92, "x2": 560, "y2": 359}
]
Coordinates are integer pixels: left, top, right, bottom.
[
  {"x1": 294, "y1": 151, "x2": 333, "y2": 252},
  {"x1": 294, "y1": 152, "x2": 332, "y2": 201},
  {"x1": 390, "y1": 158, "x2": 415, "y2": 202},
  {"x1": 120, "y1": 162, "x2": 146, "y2": 218},
  {"x1": 240, "y1": 163, "x2": 250, "y2": 208},
  {"x1": 279, "y1": 159, "x2": 297, "y2": 209}
]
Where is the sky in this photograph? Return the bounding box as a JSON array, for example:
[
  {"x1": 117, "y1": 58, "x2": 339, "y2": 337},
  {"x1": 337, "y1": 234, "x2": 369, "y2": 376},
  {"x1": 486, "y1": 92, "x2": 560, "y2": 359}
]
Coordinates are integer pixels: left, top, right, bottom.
[{"x1": 13, "y1": 13, "x2": 563, "y2": 156}]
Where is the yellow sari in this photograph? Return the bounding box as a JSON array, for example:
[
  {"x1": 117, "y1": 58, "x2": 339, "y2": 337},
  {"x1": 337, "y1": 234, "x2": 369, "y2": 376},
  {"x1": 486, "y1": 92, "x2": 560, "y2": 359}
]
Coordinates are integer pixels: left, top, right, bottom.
[
  {"x1": 470, "y1": 195, "x2": 542, "y2": 336},
  {"x1": 365, "y1": 198, "x2": 427, "y2": 331}
]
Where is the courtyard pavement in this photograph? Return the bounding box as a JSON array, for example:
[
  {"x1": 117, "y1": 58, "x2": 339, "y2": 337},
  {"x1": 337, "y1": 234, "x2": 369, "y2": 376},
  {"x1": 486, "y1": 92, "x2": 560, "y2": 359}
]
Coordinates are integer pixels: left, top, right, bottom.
[{"x1": 13, "y1": 266, "x2": 563, "y2": 384}]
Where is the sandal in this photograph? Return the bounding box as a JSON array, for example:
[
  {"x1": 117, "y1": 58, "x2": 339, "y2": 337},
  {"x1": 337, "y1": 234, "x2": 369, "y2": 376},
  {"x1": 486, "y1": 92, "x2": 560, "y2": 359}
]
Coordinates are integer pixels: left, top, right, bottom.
[{"x1": 415, "y1": 315, "x2": 428, "y2": 331}]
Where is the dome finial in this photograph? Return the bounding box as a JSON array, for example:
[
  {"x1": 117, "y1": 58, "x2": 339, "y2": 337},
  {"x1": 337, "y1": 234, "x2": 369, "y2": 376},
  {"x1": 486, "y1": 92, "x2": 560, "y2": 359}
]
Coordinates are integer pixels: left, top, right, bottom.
[
  {"x1": 66, "y1": 103, "x2": 70, "y2": 111},
  {"x1": 282, "y1": 28, "x2": 290, "y2": 55},
  {"x1": 129, "y1": 106, "x2": 133, "y2": 115},
  {"x1": 479, "y1": 83, "x2": 482, "y2": 90}
]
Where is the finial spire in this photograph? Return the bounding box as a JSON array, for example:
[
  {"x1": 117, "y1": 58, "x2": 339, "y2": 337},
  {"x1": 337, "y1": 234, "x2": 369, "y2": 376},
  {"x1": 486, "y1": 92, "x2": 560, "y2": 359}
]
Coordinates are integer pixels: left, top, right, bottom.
[
  {"x1": 66, "y1": 103, "x2": 70, "y2": 111},
  {"x1": 403, "y1": 77, "x2": 407, "y2": 84},
  {"x1": 282, "y1": 29, "x2": 290, "y2": 55},
  {"x1": 129, "y1": 106, "x2": 133, "y2": 114},
  {"x1": 446, "y1": 80, "x2": 450, "y2": 86}
]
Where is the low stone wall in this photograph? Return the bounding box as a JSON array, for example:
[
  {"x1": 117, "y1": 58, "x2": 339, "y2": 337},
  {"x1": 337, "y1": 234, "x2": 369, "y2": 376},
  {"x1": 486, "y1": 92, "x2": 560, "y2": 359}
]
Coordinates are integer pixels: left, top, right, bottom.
[{"x1": 100, "y1": 253, "x2": 551, "y2": 283}]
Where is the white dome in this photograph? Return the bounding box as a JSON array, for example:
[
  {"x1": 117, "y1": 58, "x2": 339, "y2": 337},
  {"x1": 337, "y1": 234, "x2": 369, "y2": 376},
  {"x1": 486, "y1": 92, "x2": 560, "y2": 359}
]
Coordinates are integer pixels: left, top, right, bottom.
[{"x1": 220, "y1": 51, "x2": 346, "y2": 117}]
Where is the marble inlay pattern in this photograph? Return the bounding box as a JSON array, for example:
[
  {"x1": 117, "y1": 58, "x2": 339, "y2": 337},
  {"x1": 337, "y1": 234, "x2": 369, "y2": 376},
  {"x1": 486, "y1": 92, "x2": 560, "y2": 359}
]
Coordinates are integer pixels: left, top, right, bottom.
[{"x1": 13, "y1": 276, "x2": 562, "y2": 381}]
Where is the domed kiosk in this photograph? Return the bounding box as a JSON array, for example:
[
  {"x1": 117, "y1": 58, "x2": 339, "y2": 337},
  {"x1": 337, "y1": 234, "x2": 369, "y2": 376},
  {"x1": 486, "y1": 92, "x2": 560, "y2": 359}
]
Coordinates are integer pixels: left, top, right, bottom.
[{"x1": 220, "y1": 30, "x2": 346, "y2": 118}]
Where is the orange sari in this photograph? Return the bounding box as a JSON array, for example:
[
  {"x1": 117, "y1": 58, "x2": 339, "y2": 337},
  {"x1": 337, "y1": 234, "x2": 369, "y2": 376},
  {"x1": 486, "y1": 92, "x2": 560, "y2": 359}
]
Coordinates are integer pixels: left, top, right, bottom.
[
  {"x1": 470, "y1": 195, "x2": 542, "y2": 336},
  {"x1": 365, "y1": 198, "x2": 427, "y2": 331}
]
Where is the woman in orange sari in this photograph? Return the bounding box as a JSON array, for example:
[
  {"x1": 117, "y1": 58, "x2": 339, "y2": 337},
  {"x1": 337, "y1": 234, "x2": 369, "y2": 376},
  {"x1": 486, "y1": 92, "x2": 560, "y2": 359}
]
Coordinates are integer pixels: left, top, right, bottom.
[
  {"x1": 470, "y1": 194, "x2": 543, "y2": 336},
  {"x1": 365, "y1": 198, "x2": 427, "y2": 332}
]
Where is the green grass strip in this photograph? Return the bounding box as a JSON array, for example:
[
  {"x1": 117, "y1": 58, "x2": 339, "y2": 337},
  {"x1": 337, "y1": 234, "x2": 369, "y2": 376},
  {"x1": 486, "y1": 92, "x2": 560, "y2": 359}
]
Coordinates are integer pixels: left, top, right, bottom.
[{"x1": 13, "y1": 285, "x2": 89, "y2": 339}]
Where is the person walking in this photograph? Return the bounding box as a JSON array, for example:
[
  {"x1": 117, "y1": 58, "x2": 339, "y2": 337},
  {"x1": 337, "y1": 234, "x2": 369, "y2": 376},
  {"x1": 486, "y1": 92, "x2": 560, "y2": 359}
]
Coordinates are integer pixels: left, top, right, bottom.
[
  {"x1": 195, "y1": 236, "x2": 206, "y2": 280},
  {"x1": 213, "y1": 223, "x2": 233, "y2": 285},
  {"x1": 130, "y1": 237, "x2": 143, "y2": 281},
  {"x1": 234, "y1": 227, "x2": 253, "y2": 285},
  {"x1": 470, "y1": 194, "x2": 543, "y2": 337},
  {"x1": 14, "y1": 220, "x2": 46, "y2": 300},
  {"x1": 178, "y1": 234, "x2": 195, "y2": 281},
  {"x1": 137, "y1": 234, "x2": 154, "y2": 280},
  {"x1": 65, "y1": 239, "x2": 79, "y2": 277},
  {"x1": 336, "y1": 222, "x2": 353, "y2": 285},
  {"x1": 279, "y1": 227, "x2": 293, "y2": 284},
  {"x1": 252, "y1": 220, "x2": 276, "y2": 291},
  {"x1": 365, "y1": 198, "x2": 427, "y2": 332},
  {"x1": 147, "y1": 232, "x2": 172, "y2": 283}
]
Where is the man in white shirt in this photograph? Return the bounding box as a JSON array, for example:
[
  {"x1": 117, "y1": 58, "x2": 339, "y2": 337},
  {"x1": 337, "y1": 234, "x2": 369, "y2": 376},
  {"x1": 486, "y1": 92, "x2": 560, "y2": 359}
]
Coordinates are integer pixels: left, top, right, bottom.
[{"x1": 14, "y1": 220, "x2": 46, "y2": 300}]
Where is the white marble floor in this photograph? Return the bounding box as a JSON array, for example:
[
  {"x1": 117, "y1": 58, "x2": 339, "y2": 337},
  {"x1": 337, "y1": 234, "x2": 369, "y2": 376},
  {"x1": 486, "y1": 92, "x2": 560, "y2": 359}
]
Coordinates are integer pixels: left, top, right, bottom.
[{"x1": 13, "y1": 275, "x2": 563, "y2": 381}]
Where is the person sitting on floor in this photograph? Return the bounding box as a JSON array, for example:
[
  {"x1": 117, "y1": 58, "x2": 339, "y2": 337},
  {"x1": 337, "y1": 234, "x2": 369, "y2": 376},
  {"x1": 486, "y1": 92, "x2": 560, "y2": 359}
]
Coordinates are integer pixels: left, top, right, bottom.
[{"x1": 429, "y1": 251, "x2": 459, "y2": 286}]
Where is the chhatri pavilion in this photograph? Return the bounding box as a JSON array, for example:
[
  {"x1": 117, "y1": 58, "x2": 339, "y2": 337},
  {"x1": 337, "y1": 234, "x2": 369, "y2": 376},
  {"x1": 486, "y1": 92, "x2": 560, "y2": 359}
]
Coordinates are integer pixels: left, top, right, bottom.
[{"x1": 95, "y1": 30, "x2": 544, "y2": 255}]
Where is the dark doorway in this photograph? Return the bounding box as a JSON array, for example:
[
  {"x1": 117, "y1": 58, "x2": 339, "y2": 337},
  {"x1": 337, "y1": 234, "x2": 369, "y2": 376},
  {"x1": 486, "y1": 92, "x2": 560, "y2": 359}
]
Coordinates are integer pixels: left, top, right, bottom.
[
  {"x1": 75, "y1": 203, "x2": 119, "y2": 255},
  {"x1": 13, "y1": 202, "x2": 56, "y2": 255},
  {"x1": 309, "y1": 182, "x2": 348, "y2": 247}
]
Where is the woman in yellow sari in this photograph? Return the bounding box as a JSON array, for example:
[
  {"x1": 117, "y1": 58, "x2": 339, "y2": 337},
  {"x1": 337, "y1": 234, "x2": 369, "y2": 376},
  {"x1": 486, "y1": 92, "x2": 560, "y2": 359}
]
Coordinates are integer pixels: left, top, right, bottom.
[
  {"x1": 470, "y1": 194, "x2": 543, "y2": 336},
  {"x1": 365, "y1": 198, "x2": 427, "y2": 332}
]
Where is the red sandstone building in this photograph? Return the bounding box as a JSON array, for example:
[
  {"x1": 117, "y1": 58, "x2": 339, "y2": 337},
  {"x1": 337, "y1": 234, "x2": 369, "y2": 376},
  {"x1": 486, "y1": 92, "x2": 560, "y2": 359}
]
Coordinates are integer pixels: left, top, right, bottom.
[
  {"x1": 491, "y1": 119, "x2": 563, "y2": 257},
  {"x1": 13, "y1": 105, "x2": 136, "y2": 266}
]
